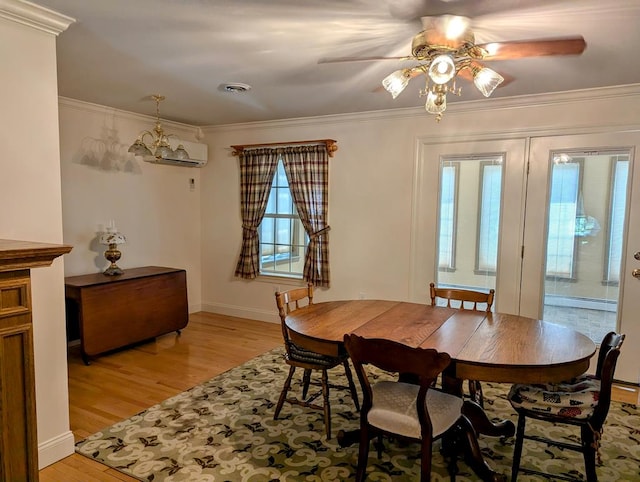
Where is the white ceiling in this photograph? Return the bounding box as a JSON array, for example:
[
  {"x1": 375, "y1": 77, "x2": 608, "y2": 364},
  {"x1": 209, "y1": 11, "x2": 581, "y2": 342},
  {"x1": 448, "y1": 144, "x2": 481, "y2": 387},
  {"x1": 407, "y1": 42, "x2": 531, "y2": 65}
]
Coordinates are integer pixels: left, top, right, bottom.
[{"x1": 34, "y1": 0, "x2": 640, "y2": 126}]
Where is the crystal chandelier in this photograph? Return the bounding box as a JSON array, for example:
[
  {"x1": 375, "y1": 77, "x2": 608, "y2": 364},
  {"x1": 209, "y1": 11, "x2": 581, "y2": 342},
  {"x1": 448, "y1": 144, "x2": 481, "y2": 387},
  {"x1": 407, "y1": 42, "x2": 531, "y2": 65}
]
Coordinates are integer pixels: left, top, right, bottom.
[{"x1": 127, "y1": 94, "x2": 190, "y2": 161}]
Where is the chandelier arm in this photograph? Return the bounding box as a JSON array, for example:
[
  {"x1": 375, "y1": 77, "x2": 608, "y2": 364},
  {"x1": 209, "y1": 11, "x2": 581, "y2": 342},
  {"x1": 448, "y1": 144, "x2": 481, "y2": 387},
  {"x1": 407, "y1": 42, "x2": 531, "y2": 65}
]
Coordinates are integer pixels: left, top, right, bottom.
[{"x1": 138, "y1": 130, "x2": 158, "y2": 146}]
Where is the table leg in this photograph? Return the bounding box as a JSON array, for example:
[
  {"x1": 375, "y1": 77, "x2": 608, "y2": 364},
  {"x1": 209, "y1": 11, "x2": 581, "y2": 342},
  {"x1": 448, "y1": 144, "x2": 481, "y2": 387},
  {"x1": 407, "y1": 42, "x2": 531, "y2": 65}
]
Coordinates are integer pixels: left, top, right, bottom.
[
  {"x1": 442, "y1": 370, "x2": 515, "y2": 438},
  {"x1": 81, "y1": 350, "x2": 91, "y2": 366},
  {"x1": 455, "y1": 415, "x2": 507, "y2": 482},
  {"x1": 441, "y1": 369, "x2": 512, "y2": 481},
  {"x1": 461, "y1": 400, "x2": 515, "y2": 438},
  {"x1": 337, "y1": 428, "x2": 364, "y2": 448}
]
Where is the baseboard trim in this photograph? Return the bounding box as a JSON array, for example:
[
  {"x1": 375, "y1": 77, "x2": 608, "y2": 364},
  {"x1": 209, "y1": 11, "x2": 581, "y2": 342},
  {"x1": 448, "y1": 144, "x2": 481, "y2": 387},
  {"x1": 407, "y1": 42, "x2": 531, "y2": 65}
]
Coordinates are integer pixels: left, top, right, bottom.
[
  {"x1": 38, "y1": 430, "x2": 75, "y2": 469},
  {"x1": 200, "y1": 302, "x2": 278, "y2": 324}
]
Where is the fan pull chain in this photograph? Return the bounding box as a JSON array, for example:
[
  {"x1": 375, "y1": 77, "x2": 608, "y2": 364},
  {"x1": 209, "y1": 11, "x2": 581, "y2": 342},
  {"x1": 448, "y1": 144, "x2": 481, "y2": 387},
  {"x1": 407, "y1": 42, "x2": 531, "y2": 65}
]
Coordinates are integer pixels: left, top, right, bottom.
[{"x1": 588, "y1": 422, "x2": 603, "y2": 465}]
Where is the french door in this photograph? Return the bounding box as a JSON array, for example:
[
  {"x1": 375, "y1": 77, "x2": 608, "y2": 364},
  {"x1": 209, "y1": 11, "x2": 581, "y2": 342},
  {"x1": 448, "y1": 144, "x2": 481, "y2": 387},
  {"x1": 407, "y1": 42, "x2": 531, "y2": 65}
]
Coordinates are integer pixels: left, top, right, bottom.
[
  {"x1": 522, "y1": 132, "x2": 639, "y2": 384},
  {"x1": 412, "y1": 131, "x2": 640, "y2": 383}
]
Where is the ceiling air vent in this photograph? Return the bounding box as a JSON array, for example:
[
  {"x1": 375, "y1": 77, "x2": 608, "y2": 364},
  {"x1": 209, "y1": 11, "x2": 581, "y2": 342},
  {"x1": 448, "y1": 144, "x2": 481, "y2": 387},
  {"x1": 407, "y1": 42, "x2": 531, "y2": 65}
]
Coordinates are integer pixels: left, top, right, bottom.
[{"x1": 221, "y1": 82, "x2": 251, "y2": 93}]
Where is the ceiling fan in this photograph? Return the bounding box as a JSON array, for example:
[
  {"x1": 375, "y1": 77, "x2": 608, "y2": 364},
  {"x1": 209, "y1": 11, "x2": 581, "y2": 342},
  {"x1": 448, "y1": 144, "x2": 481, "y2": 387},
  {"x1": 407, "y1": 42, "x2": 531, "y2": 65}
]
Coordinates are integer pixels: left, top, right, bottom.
[{"x1": 319, "y1": 15, "x2": 586, "y2": 121}]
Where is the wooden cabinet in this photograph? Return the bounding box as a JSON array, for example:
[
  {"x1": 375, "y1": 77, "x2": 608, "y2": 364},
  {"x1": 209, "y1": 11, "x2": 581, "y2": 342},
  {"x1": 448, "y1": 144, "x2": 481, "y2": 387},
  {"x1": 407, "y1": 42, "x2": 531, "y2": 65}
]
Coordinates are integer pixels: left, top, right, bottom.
[
  {"x1": 0, "y1": 239, "x2": 71, "y2": 482},
  {"x1": 64, "y1": 266, "x2": 188, "y2": 364}
]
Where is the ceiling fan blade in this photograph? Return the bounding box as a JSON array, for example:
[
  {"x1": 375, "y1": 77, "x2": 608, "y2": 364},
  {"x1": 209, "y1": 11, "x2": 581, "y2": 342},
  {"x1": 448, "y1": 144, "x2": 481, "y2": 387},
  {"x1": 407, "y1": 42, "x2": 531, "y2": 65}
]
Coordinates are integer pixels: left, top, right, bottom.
[
  {"x1": 318, "y1": 55, "x2": 410, "y2": 64},
  {"x1": 478, "y1": 36, "x2": 586, "y2": 61}
]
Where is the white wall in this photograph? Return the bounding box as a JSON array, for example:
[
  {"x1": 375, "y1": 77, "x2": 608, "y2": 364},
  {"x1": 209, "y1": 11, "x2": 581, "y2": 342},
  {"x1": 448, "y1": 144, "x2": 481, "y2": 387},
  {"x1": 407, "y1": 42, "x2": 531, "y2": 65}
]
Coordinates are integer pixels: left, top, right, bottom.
[
  {"x1": 199, "y1": 85, "x2": 640, "y2": 384},
  {"x1": 59, "y1": 99, "x2": 206, "y2": 312},
  {"x1": 0, "y1": 2, "x2": 74, "y2": 468}
]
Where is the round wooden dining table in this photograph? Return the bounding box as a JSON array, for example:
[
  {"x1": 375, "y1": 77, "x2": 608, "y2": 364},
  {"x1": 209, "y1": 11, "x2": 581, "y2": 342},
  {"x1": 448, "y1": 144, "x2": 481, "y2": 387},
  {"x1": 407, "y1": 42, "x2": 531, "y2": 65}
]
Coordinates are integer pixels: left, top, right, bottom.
[{"x1": 285, "y1": 299, "x2": 596, "y2": 482}]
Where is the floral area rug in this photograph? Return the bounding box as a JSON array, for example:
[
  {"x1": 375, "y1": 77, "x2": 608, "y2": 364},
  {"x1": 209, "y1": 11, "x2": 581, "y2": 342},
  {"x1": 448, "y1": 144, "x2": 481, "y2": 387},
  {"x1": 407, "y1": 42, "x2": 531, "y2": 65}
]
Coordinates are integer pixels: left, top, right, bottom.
[{"x1": 76, "y1": 347, "x2": 640, "y2": 481}]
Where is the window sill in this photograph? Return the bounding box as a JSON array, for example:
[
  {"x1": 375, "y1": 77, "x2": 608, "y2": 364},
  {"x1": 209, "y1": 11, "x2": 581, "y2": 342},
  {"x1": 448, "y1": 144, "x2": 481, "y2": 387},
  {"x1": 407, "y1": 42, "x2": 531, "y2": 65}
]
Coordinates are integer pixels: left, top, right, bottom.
[{"x1": 257, "y1": 273, "x2": 304, "y2": 286}]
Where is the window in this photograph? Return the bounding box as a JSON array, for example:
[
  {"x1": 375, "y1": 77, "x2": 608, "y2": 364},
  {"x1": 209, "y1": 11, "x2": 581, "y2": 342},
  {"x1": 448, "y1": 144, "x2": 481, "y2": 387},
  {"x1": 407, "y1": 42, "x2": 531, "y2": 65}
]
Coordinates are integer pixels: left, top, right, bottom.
[
  {"x1": 259, "y1": 159, "x2": 307, "y2": 277},
  {"x1": 604, "y1": 155, "x2": 630, "y2": 284},
  {"x1": 546, "y1": 159, "x2": 582, "y2": 279},
  {"x1": 438, "y1": 162, "x2": 459, "y2": 271},
  {"x1": 476, "y1": 160, "x2": 503, "y2": 274}
]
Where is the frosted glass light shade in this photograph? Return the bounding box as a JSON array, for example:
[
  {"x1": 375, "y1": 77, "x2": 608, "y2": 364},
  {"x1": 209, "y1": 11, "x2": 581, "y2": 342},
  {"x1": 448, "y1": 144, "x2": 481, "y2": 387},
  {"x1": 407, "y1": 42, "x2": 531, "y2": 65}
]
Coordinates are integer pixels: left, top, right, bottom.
[
  {"x1": 428, "y1": 55, "x2": 456, "y2": 85},
  {"x1": 155, "y1": 144, "x2": 173, "y2": 159},
  {"x1": 173, "y1": 145, "x2": 190, "y2": 160},
  {"x1": 128, "y1": 139, "x2": 153, "y2": 157},
  {"x1": 473, "y1": 67, "x2": 504, "y2": 97},
  {"x1": 382, "y1": 70, "x2": 410, "y2": 99},
  {"x1": 425, "y1": 91, "x2": 446, "y2": 114}
]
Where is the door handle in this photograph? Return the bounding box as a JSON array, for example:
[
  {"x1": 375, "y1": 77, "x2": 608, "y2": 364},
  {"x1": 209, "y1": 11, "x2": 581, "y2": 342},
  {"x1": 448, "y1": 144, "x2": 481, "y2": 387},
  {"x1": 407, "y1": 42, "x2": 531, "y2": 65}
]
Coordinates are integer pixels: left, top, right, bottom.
[{"x1": 633, "y1": 268, "x2": 640, "y2": 279}]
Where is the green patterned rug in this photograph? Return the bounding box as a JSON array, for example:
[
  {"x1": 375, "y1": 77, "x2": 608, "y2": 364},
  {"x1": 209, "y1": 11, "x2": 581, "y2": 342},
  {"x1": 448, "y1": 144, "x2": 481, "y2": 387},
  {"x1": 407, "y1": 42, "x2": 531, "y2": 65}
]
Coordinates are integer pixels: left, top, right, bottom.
[{"x1": 76, "y1": 348, "x2": 639, "y2": 481}]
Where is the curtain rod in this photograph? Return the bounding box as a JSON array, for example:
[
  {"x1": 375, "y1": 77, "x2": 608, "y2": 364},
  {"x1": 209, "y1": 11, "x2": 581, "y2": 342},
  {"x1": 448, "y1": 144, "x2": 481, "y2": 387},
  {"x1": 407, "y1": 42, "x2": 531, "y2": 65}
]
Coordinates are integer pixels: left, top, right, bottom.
[{"x1": 231, "y1": 139, "x2": 338, "y2": 157}]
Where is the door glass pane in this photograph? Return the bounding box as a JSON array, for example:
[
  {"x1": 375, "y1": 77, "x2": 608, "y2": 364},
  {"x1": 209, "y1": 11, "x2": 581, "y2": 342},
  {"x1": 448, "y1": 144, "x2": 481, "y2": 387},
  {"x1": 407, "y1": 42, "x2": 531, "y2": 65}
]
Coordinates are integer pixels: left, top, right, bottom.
[
  {"x1": 547, "y1": 161, "x2": 580, "y2": 278},
  {"x1": 542, "y1": 150, "x2": 630, "y2": 342},
  {"x1": 477, "y1": 163, "x2": 502, "y2": 273},
  {"x1": 436, "y1": 155, "x2": 503, "y2": 303},
  {"x1": 606, "y1": 157, "x2": 629, "y2": 282},
  {"x1": 438, "y1": 164, "x2": 457, "y2": 270}
]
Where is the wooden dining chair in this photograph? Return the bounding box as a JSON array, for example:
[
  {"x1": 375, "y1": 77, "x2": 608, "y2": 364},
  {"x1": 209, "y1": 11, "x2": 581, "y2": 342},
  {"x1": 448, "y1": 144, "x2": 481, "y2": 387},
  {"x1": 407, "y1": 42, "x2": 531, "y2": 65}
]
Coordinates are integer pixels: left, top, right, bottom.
[
  {"x1": 508, "y1": 331, "x2": 625, "y2": 482},
  {"x1": 429, "y1": 282, "x2": 495, "y2": 406},
  {"x1": 273, "y1": 283, "x2": 359, "y2": 440},
  {"x1": 344, "y1": 333, "x2": 474, "y2": 482}
]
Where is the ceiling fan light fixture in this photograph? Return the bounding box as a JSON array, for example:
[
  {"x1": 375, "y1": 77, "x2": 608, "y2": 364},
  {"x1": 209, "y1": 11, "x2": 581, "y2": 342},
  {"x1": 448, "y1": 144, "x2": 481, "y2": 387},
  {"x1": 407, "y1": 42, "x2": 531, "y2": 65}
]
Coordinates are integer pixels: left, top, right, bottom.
[
  {"x1": 428, "y1": 55, "x2": 456, "y2": 84},
  {"x1": 425, "y1": 90, "x2": 446, "y2": 116},
  {"x1": 473, "y1": 67, "x2": 504, "y2": 97},
  {"x1": 382, "y1": 69, "x2": 410, "y2": 99},
  {"x1": 440, "y1": 15, "x2": 471, "y2": 41}
]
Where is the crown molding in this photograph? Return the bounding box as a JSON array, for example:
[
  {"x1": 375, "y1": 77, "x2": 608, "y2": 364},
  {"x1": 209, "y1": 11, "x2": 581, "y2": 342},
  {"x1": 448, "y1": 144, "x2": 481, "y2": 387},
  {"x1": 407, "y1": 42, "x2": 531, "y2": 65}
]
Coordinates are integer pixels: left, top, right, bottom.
[
  {"x1": 61, "y1": 83, "x2": 640, "y2": 136},
  {"x1": 58, "y1": 96, "x2": 197, "y2": 132},
  {"x1": 203, "y1": 83, "x2": 640, "y2": 134},
  {"x1": 0, "y1": 0, "x2": 74, "y2": 36}
]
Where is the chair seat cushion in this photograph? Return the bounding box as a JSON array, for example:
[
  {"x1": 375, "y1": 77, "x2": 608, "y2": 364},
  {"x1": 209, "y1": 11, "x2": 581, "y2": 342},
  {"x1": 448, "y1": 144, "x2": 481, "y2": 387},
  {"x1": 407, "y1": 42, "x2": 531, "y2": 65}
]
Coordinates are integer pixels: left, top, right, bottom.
[
  {"x1": 508, "y1": 374, "x2": 600, "y2": 419},
  {"x1": 287, "y1": 342, "x2": 343, "y2": 367},
  {"x1": 368, "y1": 381, "x2": 463, "y2": 439}
]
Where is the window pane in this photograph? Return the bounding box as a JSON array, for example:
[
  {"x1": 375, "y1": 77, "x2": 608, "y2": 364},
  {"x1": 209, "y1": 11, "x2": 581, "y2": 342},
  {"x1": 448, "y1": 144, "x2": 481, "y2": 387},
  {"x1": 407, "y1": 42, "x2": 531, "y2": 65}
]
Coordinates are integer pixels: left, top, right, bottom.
[
  {"x1": 438, "y1": 165, "x2": 456, "y2": 269},
  {"x1": 546, "y1": 162, "x2": 580, "y2": 277},
  {"x1": 478, "y1": 163, "x2": 502, "y2": 271},
  {"x1": 258, "y1": 159, "x2": 307, "y2": 278},
  {"x1": 276, "y1": 187, "x2": 293, "y2": 214},
  {"x1": 437, "y1": 156, "x2": 498, "y2": 296},
  {"x1": 260, "y1": 217, "x2": 274, "y2": 245},
  {"x1": 542, "y1": 150, "x2": 627, "y2": 344},
  {"x1": 265, "y1": 189, "x2": 276, "y2": 214},
  {"x1": 607, "y1": 158, "x2": 629, "y2": 282},
  {"x1": 275, "y1": 162, "x2": 288, "y2": 187},
  {"x1": 275, "y1": 217, "x2": 291, "y2": 245}
]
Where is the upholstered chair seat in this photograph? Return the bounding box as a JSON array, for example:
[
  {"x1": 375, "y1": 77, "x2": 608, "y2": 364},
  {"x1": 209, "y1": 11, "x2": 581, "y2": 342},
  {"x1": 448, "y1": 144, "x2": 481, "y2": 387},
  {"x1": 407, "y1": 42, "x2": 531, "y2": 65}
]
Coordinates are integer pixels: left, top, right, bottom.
[
  {"x1": 369, "y1": 381, "x2": 464, "y2": 438},
  {"x1": 508, "y1": 374, "x2": 600, "y2": 419}
]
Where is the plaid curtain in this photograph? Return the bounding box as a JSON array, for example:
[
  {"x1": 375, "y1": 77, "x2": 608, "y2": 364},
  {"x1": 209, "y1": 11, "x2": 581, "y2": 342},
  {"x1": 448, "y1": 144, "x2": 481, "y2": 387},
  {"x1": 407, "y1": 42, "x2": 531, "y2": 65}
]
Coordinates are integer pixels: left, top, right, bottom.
[
  {"x1": 234, "y1": 148, "x2": 279, "y2": 279},
  {"x1": 282, "y1": 145, "x2": 331, "y2": 287}
]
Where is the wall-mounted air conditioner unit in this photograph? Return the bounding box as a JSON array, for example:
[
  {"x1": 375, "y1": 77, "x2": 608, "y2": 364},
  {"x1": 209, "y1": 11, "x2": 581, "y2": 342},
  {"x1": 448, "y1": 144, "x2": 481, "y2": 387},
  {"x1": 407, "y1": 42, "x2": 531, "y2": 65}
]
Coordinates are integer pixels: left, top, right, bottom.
[{"x1": 144, "y1": 156, "x2": 207, "y2": 167}]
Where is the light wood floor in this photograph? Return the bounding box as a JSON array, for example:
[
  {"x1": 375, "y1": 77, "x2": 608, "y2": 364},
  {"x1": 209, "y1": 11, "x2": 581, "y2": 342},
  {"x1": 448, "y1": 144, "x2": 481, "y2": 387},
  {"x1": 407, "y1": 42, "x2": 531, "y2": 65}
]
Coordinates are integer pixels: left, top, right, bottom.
[
  {"x1": 40, "y1": 312, "x2": 638, "y2": 481},
  {"x1": 40, "y1": 312, "x2": 282, "y2": 482}
]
